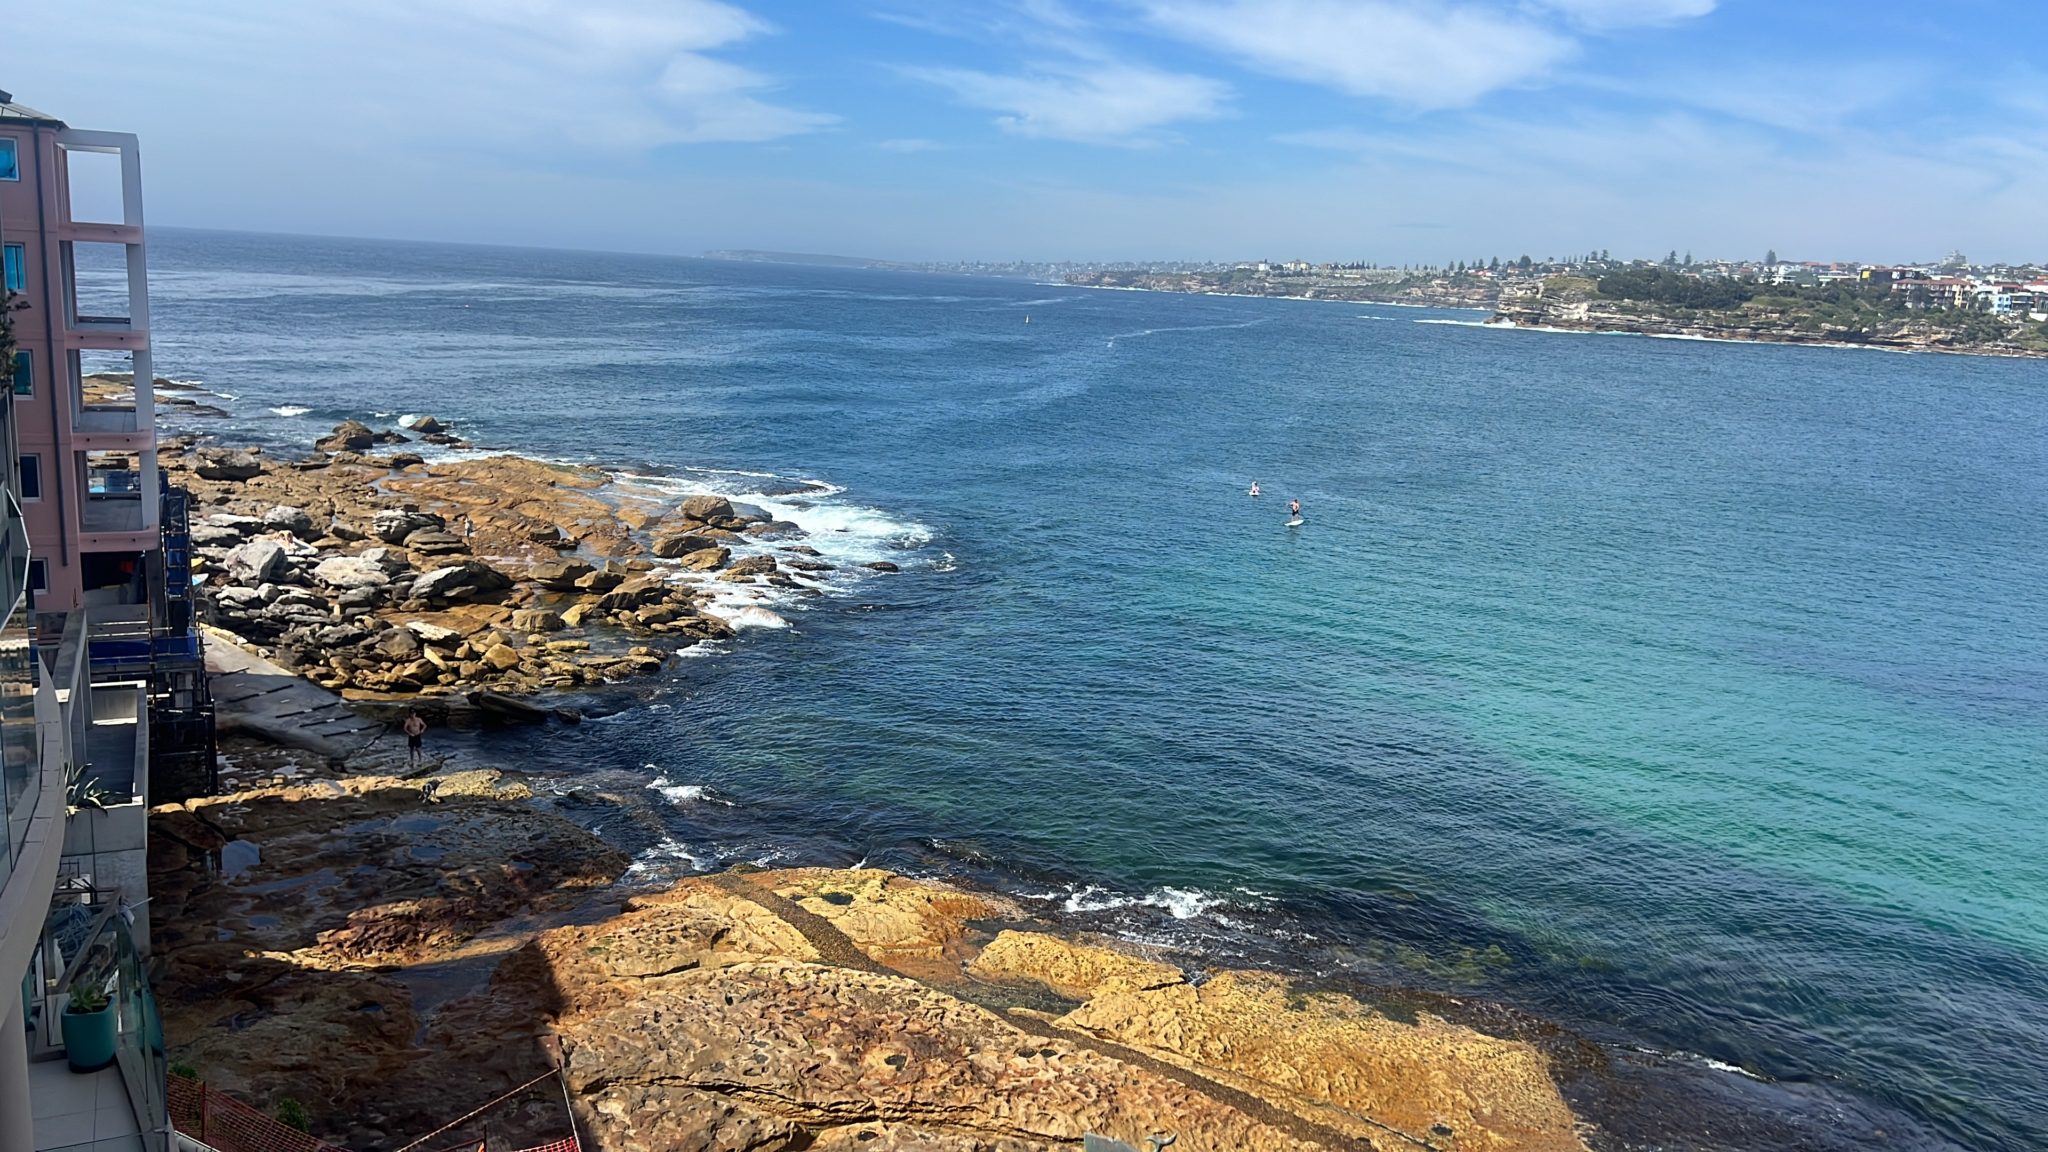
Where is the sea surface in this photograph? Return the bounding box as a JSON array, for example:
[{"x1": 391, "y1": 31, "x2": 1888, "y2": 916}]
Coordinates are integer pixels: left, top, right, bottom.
[{"x1": 111, "y1": 229, "x2": 2048, "y2": 1150}]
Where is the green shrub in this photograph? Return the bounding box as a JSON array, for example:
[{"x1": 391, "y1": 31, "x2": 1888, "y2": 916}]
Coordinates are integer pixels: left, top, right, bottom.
[{"x1": 274, "y1": 1097, "x2": 311, "y2": 1133}]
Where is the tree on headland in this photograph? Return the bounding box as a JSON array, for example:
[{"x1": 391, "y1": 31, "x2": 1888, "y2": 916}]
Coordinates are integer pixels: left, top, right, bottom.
[
  {"x1": 1766, "y1": 248, "x2": 1779, "y2": 265},
  {"x1": 1665, "y1": 250, "x2": 1680, "y2": 267},
  {"x1": 1683, "y1": 251, "x2": 1693, "y2": 266}
]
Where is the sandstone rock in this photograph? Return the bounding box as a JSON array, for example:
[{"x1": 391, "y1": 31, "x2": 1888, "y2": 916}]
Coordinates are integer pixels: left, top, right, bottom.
[
  {"x1": 412, "y1": 561, "x2": 511, "y2": 603},
  {"x1": 375, "y1": 629, "x2": 422, "y2": 660},
  {"x1": 678, "y1": 547, "x2": 729, "y2": 572},
  {"x1": 722, "y1": 554, "x2": 777, "y2": 578},
  {"x1": 193, "y1": 449, "x2": 264, "y2": 481},
  {"x1": 396, "y1": 619, "x2": 458, "y2": 643},
  {"x1": 317, "y1": 419, "x2": 376, "y2": 452},
  {"x1": 867, "y1": 560, "x2": 901, "y2": 573},
  {"x1": 651, "y1": 533, "x2": 717, "y2": 559},
  {"x1": 632, "y1": 604, "x2": 683, "y2": 627},
  {"x1": 1059, "y1": 971, "x2": 1587, "y2": 1151},
  {"x1": 556, "y1": 961, "x2": 1323, "y2": 1152},
  {"x1": 399, "y1": 413, "x2": 446, "y2": 434},
  {"x1": 311, "y1": 556, "x2": 392, "y2": 590},
  {"x1": 402, "y1": 528, "x2": 469, "y2": 556},
  {"x1": 509, "y1": 608, "x2": 564, "y2": 633},
  {"x1": 677, "y1": 494, "x2": 733, "y2": 523},
  {"x1": 573, "y1": 570, "x2": 623, "y2": 593},
  {"x1": 386, "y1": 452, "x2": 425, "y2": 469},
  {"x1": 527, "y1": 558, "x2": 595, "y2": 590},
  {"x1": 223, "y1": 538, "x2": 292, "y2": 584},
  {"x1": 372, "y1": 508, "x2": 445, "y2": 545},
  {"x1": 481, "y1": 643, "x2": 524, "y2": 671},
  {"x1": 968, "y1": 931, "x2": 1185, "y2": 1000},
  {"x1": 559, "y1": 603, "x2": 595, "y2": 628}
]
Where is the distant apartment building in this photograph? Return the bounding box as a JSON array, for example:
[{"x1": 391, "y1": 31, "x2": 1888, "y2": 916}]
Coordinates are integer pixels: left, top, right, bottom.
[{"x1": 2, "y1": 89, "x2": 208, "y2": 1152}]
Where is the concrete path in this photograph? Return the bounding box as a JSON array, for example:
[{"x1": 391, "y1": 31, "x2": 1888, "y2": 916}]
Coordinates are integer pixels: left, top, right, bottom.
[{"x1": 205, "y1": 626, "x2": 386, "y2": 761}]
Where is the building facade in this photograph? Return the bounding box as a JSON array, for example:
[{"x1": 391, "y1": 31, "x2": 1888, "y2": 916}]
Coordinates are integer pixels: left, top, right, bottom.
[
  {"x1": 0, "y1": 97, "x2": 159, "y2": 623},
  {"x1": 2, "y1": 91, "x2": 178, "y2": 1152}
]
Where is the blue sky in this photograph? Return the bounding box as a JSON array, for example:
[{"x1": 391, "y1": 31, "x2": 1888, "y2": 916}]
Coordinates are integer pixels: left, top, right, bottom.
[{"x1": 11, "y1": 0, "x2": 2048, "y2": 263}]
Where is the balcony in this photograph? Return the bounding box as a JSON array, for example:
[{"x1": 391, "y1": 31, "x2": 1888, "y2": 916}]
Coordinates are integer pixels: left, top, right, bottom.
[{"x1": 78, "y1": 501, "x2": 145, "y2": 535}]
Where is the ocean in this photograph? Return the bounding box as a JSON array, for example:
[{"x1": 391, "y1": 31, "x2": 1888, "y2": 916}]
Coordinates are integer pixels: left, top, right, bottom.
[{"x1": 119, "y1": 228, "x2": 2048, "y2": 1149}]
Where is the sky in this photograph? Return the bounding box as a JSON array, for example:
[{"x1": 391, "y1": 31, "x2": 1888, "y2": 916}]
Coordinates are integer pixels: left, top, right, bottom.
[{"x1": 9, "y1": 0, "x2": 2048, "y2": 264}]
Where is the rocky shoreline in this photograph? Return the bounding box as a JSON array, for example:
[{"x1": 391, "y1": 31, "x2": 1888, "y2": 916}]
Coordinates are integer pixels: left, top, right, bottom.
[
  {"x1": 152, "y1": 737, "x2": 1594, "y2": 1152},
  {"x1": 167, "y1": 406, "x2": 895, "y2": 715}
]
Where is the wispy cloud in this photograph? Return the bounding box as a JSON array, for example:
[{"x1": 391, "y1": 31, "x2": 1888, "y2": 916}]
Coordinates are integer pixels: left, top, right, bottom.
[
  {"x1": 1137, "y1": 0, "x2": 1575, "y2": 108},
  {"x1": 1529, "y1": 0, "x2": 1716, "y2": 31},
  {"x1": 908, "y1": 60, "x2": 1230, "y2": 145}
]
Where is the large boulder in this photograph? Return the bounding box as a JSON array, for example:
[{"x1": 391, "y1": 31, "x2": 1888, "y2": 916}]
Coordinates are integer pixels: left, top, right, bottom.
[
  {"x1": 222, "y1": 538, "x2": 291, "y2": 585},
  {"x1": 316, "y1": 420, "x2": 376, "y2": 453},
  {"x1": 372, "y1": 508, "x2": 445, "y2": 545},
  {"x1": 411, "y1": 561, "x2": 511, "y2": 603},
  {"x1": 510, "y1": 609, "x2": 564, "y2": 634},
  {"x1": 399, "y1": 414, "x2": 446, "y2": 434},
  {"x1": 404, "y1": 621, "x2": 464, "y2": 646},
  {"x1": 527, "y1": 559, "x2": 595, "y2": 590},
  {"x1": 678, "y1": 547, "x2": 729, "y2": 572},
  {"x1": 678, "y1": 494, "x2": 733, "y2": 523},
  {"x1": 189, "y1": 523, "x2": 244, "y2": 548},
  {"x1": 193, "y1": 449, "x2": 264, "y2": 481},
  {"x1": 262, "y1": 505, "x2": 318, "y2": 539},
  {"x1": 311, "y1": 556, "x2": 392, "y2": 590},
  {"x1": 651, "y1": 533, "x2": 717, "y2": 559}
]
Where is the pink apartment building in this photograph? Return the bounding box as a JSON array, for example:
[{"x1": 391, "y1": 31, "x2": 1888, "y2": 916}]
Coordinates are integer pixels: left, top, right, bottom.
[{"x1": 0, "y1": 93, "x2": 161, "y2": 622}]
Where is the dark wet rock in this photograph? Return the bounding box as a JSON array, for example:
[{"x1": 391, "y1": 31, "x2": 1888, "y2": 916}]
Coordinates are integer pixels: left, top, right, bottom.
[{"x1": 317, "y1": 420, "x2": 377, "y2": 453}]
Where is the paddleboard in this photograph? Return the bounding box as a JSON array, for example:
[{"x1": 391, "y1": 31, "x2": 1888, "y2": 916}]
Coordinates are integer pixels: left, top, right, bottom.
[{"x1": 1285, "y1": 518, "x2": 1304, "y2": 527}]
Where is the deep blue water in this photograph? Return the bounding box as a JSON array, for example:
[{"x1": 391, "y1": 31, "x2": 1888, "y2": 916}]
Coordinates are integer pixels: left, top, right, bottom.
[{"x1": 129, "y1": 229, "x2": 2048, "y2": 1150}]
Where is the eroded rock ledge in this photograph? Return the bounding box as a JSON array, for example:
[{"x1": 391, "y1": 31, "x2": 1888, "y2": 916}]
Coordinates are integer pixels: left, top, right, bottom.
[{"x1": 154, "y1": 753, "x2": 1589, "y2": 1152}]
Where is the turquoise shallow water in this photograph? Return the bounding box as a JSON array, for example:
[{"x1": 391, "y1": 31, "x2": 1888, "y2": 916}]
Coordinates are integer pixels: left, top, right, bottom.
[{"x1": 133, "y1": 230, "x2": 2048, "y2": 1149}]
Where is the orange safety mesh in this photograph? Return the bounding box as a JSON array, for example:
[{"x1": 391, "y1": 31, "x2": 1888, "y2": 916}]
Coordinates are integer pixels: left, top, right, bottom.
[{"x1": 168, "y1": 1074, "x2": 350, "y2": 1152}]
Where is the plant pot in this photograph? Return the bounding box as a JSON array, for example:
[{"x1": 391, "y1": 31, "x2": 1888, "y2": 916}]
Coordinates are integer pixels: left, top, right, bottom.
[{"x1": 61, "y1": 1004, "x2": 117, "y2": 1072}]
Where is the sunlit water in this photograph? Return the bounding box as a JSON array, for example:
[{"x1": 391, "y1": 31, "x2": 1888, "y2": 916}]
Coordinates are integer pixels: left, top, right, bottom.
[{"x1": 127, "y1": 229, "x2": 2048, "y2": 1149}]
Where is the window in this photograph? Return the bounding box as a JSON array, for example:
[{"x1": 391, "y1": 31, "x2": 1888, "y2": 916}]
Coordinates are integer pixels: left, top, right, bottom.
[
  {"x1": 27, "y1": 560, "x2": 46, "y2": 596},
  {"x1": 2, "y1": 243, "x2": 21, "y2": 293},
  {"x1": 17, "y1": 455, "x2": 39, "y2": 502},
  {"x1": 9, "y1": 351, "x2": 28, "y2": 398},
  {"x1": 0, "y1": 138, "x2": 17, "y2": 182}
]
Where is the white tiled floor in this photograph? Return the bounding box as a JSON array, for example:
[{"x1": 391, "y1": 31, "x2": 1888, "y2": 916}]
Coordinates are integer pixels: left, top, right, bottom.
[{"x1": 28, "y1": 1058, "x2": 143, "y2": 1152}]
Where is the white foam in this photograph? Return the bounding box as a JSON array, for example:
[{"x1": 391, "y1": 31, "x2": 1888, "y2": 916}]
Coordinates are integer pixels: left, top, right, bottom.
[
  {"x1": 1058, "y1": 884, "x2": 1230, "y2": 920},
  {"x1": 707, "y1": 605, "x2": 790, "y2": 631},
  {"x1": 268, "y1": 405, "x2": 312, "y2": 417},
  {"x1": 646, "y1": 773, "x2": 733, "y2": 806},
  {"x1": 626, "y1": 837, "x2": 714, "y2": 877}
]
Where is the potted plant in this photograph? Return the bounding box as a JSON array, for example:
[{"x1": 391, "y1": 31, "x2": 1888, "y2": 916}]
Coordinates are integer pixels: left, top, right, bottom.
[{"x1": 61, "y1": 980, "x2": 117, "y2": 1072}]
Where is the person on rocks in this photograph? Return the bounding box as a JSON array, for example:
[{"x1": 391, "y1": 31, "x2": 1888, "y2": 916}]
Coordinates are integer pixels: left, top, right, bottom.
[{"x1": 402, "y1": 708, "x2": 428, "y2": 764}]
